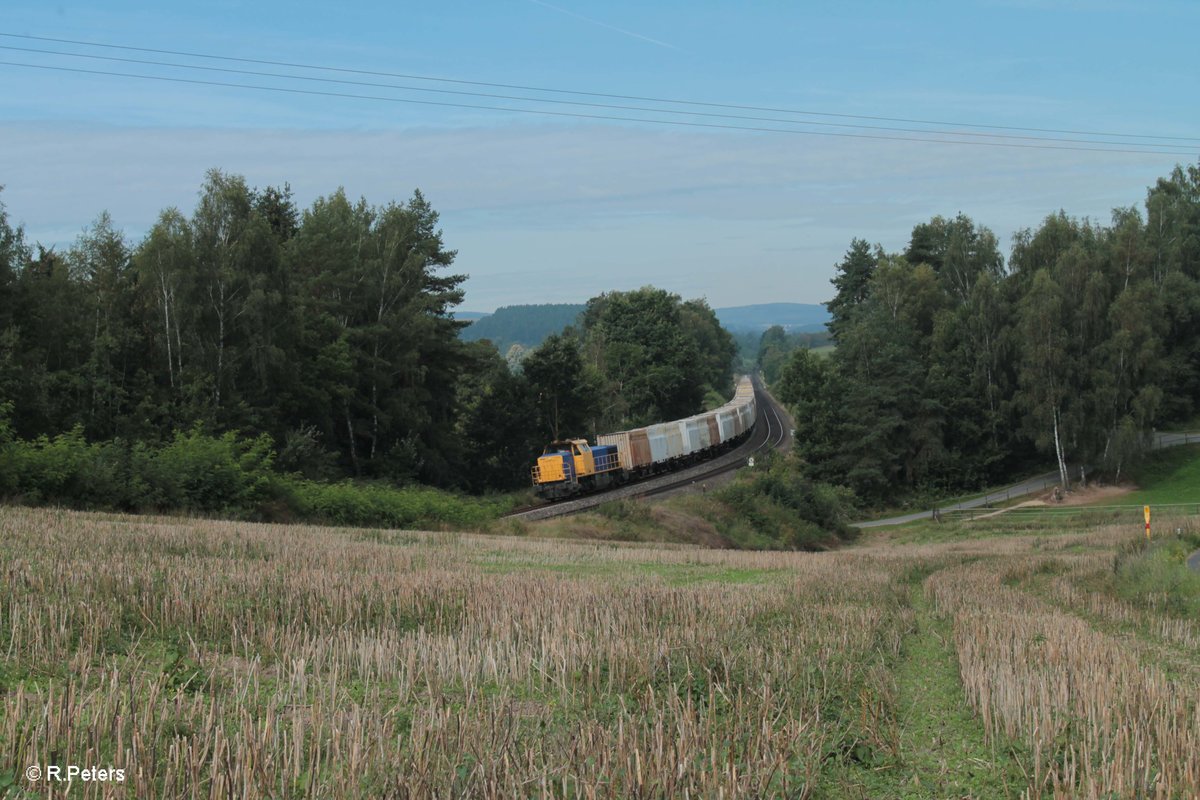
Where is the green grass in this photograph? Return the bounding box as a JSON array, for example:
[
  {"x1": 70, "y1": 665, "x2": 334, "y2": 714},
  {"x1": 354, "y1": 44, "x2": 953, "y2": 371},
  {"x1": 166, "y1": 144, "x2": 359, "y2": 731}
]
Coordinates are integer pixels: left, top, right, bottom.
[
  {"x1": 867, "y1": 441, "x2": 1200, "y2": 528},
  {"x1": 821, "y1": 583, "x2": 1024, "y2": 798},
  {"x1": 869, "y1": 513, "x2": 1109, "y2": 546},
  {"x1": 1112, "y1": 534, "x2": 1200, "y2": 618},
  {"x1": 1114, "y1": 444, "x2": 1200, "y2": 506}
]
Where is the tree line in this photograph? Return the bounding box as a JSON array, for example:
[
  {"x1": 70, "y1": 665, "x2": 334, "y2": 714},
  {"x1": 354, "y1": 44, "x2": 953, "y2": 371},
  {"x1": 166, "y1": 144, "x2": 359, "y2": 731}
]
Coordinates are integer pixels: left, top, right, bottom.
[
  {"x1": 754, "y1": 326, "x2": 832, "y2": 385},
  {"x1": 1, "y1": 170, "x2": 471, "y2": 486},
  {"x1": 0, "y1": 172, "x2": 736, "y2": 502},
  {"x1": 775, "y1": 163, "x2": 1200, "y2": 504}
]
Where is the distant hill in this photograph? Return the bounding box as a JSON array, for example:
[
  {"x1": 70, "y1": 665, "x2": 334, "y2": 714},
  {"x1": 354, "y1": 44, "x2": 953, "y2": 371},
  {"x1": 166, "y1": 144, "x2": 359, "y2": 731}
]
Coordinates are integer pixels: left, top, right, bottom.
[
  {"x1": 460, "y1": 304, "x2": 585, "y2": 352},
  {"x1": 714, "y1": 303, "x2": 830, "y2": 333},
  {"x1": 452, "y1": 310, "x2": 490, "y2": 322},
  {"x1": 460, "y1": 301, "x2": 830, "y2": 354}
]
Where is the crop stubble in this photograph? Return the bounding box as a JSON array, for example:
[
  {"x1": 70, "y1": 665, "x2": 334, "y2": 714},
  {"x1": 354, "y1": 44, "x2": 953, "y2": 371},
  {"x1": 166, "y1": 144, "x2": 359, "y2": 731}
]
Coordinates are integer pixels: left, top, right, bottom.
[{"x1": 1, "y1": 507, "x2": 1198, "y2": 798}]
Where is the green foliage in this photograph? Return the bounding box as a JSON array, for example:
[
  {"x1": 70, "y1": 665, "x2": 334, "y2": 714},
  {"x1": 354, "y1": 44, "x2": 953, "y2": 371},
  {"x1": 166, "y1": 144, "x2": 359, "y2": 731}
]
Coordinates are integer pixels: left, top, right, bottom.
[
  {"x1": 576, "y1": 287, "x2": 735, "y2": 432},
  {"x1": 708, "y1": 454, "x2": 858, "y2": 550},
  {"x1": 905, "y1": 213, "x2": 1005, "y2": 302},
  {"x1": 730, "y1": 329, "x2": 761, "y2": 371},
  {"x1": 521, "y1": 333, "x2": 599, "y2": 440},
  {"x1": 755, "y1": 325, "x2": 833, "y2": 385},
  {"x1": 826, "y1": 238, "x2": 879, "y2": 341},
  {"x1": 278, "y1": 477, "x2": 512, "y2": 529},
  {"x1": 454, "y1": 341, "x2": 542, "y2": 491},
  {"x1": 149, "y1": 427, "x2": 276, "y2": 512},
  {"x1": 1, "y1": 425, "x2": 273, "y2": 513},
  {"x1": 783, "y1": 164, "x2": 1200, "y2": 507},
  {"x1": 1112, "y1": 535, "x2": 1200, "y2": 618},
  {"x1": 0, "y1": 424, "x2": 512, "y2": 529},
  {"x1": 274, "y1": 424, "x2": 341, "y2": 481},
  {"x1": 3, "y1": 426, "x2": 125, "y2": 508},
  {"x1": 5, "y1": 172, "x2": 473, "y2": 490}
]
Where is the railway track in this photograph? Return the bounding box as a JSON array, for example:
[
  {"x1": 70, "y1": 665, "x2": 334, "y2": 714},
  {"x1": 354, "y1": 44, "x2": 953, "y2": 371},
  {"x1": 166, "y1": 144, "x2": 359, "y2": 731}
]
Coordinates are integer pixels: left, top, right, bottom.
[{"x1": 506, "y1": 376, "x2": 792, "y2": 522}]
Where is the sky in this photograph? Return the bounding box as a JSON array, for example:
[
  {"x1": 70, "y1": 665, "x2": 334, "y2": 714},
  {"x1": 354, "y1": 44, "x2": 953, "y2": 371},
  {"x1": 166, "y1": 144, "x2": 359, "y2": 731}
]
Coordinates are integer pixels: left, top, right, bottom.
[{"x1": 2, "y1": 1, "x2": 1198, "y2": 312}]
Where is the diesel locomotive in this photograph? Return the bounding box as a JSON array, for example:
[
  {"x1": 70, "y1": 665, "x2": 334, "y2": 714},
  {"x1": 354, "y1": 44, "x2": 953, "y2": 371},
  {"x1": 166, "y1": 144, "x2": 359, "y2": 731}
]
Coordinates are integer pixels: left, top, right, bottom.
[{"x1": 531, "y1": 376, "x2": 757, "y2": 499}]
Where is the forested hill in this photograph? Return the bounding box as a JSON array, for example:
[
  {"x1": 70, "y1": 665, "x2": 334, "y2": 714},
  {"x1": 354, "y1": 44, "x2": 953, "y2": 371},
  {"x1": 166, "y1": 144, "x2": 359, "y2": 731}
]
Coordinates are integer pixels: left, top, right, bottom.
[
  {"x1": 460, "y1": 303, "x2": 585, "y2": 353},
  {"x1": 463, "y1": 301, "x2": 831, "y2": 356},
  {"x1": 715, "y1": 303, "x2": 830, "y2": 332}
]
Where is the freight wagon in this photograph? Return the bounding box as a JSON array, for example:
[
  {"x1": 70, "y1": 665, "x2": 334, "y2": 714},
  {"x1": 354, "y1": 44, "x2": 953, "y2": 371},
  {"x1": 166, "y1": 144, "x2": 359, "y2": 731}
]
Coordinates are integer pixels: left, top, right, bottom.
[{"x1": 531, "y1": 376, "x2": 757, "y2": 499}]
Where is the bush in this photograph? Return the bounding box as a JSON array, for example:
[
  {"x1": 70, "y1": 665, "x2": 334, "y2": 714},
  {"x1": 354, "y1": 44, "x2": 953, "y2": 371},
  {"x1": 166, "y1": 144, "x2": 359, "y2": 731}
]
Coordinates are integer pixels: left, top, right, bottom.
[
  {"x1": 0, "y1": 423, "x2": 515, "y2": 531},
  {"x1": 4, "y1": 427, "x2": 129, "y2": 509},
  {"x1": 276, "y1": 477, "x2": 513, "y2": 529},
  {"x1": 721, "y1": 459, "x2": 854, "y2": 540},
  {"x1": 148, "y1": 427, "x2": 275, "y2": 512},
  {"x1": 1113, "y1": 535, "x2": 1200, "y2": 618},
  {"x1": 702, "y1": 454, "x2": 858, "y2": 550}
]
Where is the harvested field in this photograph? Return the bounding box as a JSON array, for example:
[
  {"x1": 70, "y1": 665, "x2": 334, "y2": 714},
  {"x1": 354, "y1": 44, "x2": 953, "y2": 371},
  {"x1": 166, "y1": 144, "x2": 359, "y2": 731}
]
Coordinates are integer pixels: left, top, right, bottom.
[{"x1": 2, "y1": 506, "x2": 1199, "y2": 798}]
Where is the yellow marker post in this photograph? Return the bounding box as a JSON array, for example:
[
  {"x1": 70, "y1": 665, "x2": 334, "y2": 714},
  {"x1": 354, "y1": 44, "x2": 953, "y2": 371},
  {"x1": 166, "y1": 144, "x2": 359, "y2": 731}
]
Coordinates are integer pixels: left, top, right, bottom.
[{"x1": 1144, "y1": 505, "x2": 1151, "y2": 540}]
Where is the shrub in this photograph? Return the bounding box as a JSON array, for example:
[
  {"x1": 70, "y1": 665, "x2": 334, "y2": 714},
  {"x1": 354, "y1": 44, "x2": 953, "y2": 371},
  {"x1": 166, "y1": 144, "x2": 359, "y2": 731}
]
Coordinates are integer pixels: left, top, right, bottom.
[
  {"x1": 5, "y1": 427, "x2": 129, "y2": 509},
  {"x1": 1113, "y1": 536, "x2": 1200, "y2": 617},
  {"x1": 149, "y1": 427, "x2": 276, "y2": 512},
  {"x1": 0, "y1": 422, "x2": 518, "y2": 530},
  {"x1": 277, "y1": 477, "x2": 512, "y2": 529},
  {"x1": 712, "y1": 455, "x2": 857, "y2": 549}
]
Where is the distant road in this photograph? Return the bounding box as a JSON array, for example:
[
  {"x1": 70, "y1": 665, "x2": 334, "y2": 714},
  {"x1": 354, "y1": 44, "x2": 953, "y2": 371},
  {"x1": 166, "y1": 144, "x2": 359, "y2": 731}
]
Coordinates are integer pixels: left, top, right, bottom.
[
  {"x1": 1154, "y1": 432, "x2": 1200, "y2": 448},
  {"x1": 853, "y1": 431, "x2": 1200, "y2": 529}
]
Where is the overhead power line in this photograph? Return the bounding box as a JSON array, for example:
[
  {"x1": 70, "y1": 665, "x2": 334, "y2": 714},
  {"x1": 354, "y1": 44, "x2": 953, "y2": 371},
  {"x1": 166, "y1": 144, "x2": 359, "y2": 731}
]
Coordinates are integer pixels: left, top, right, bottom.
[
  {"x1": 4, "y1": 31, "x2": 1198, "y2": 145},
  {"x1": 5, "y1": 59, "x2": 1190, "y2": 157},
  {"x1": 1, "y1": 32, "x2": 1195, "y2": 157},
  {"x1": 8, "y1": 59, "x2": 1194, "y2": 156},
  {"x1": 5, "y1": 43, "x2": 1198, "y2": 155}
]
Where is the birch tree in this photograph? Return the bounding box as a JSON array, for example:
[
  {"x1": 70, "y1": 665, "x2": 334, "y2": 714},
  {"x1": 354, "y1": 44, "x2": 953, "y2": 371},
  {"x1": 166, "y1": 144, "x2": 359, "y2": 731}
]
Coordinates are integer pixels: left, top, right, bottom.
[
  {"x1": 1016, "y1": 269, "x2": 1071, "y2": 488},
  {"x1": 135, "y1": 209, "x2": 192, "y2": 392}
]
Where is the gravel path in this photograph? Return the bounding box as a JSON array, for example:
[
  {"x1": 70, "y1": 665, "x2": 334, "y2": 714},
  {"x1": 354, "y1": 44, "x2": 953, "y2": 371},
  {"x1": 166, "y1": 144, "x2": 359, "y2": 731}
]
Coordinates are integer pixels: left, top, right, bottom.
[{"x1": 854, "y1": 431, "x2": 1200, "y2": 529}]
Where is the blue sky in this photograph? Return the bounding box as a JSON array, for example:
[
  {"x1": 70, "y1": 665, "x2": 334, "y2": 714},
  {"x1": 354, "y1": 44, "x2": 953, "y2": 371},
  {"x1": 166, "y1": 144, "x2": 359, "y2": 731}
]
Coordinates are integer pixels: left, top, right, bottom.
[{"x1": 2, "y1": 1, "x2": 1197, "y2": 311}]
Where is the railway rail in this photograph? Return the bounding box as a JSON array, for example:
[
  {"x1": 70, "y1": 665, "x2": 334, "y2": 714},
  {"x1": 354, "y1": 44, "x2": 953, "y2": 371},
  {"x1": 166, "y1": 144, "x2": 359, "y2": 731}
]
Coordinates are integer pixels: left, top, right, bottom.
[{"x1": 506, "y1": 376, "x2": 792, "y2": 522}]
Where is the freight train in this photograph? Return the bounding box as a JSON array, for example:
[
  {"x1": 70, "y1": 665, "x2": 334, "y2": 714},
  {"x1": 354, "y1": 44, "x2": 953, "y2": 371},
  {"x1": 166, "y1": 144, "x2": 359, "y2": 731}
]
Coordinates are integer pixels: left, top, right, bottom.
[{"x1": 530, "y1": 376, "x2": 757, "y2": 499}]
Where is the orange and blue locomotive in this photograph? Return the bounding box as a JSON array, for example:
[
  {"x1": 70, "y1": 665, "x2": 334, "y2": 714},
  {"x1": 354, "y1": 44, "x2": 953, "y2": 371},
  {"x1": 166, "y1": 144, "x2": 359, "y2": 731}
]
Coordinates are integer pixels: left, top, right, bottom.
[{"x1": 531, "y1": 439, "x2": 624, "y2": 500}]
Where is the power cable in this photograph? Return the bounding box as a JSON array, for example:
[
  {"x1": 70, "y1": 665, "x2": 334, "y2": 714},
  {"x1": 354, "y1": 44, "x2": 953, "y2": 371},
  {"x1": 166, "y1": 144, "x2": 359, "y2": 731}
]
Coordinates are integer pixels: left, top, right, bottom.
[
  {"x1": 3, "y1": 30, "x2": 1198, "y2": 145},
  {"x1": 5, "y1": 43, "x2": 1197, "y2": 153},
  {"x1": 4, "y1": 60, "x2": 1191, "y2": 156}
]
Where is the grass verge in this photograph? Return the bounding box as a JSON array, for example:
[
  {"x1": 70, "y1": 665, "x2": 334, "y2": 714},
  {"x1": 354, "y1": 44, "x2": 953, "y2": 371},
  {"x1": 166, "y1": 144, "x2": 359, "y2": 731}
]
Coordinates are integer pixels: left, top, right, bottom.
[
  {"x1": 1114, "y1": 444, "x2": 1200, "y2": 506},
  {"x1": 823, "y1": 576, "x2": 1025, "y2": 798}
]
